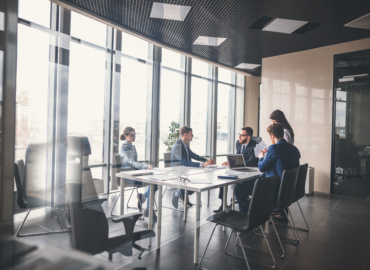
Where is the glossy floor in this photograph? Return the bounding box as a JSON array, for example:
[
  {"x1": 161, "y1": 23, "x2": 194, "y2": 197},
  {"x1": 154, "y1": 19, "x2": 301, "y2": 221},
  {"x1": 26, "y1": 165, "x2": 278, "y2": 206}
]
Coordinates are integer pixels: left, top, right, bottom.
[{"x1": 13, "y1": 188, "x2": 370, "y2": 270}]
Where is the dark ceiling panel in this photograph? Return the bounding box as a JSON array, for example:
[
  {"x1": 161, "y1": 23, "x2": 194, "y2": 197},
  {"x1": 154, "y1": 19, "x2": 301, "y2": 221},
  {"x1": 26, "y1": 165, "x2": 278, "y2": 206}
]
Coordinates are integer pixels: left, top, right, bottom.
[{"x1": 56, "y1": 0, "x2": 370, "y2": 76}]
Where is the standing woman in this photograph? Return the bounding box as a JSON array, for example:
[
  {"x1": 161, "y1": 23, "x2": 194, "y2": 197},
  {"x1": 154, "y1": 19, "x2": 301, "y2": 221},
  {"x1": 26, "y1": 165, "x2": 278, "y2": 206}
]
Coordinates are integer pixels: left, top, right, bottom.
[
  {"x1": 120, "y1": 127, "x2": 156, "y2": 220},
  {"x1": 270, "y1": 110, "x2": 294, "y2": 144}
]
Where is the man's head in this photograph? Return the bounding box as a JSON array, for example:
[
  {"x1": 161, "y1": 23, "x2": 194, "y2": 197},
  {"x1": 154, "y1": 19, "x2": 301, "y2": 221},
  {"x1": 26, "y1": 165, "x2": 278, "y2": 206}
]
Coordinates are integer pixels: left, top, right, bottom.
[
  {"x1": 267, "y1": 123, "x2": 284, "y2": 144},
  {"x1": 180, "y1": 126, "x2": 194, "y2": 143},
  {"x1": 239, "y1": 127, "x2": 253, "y2": 144}
]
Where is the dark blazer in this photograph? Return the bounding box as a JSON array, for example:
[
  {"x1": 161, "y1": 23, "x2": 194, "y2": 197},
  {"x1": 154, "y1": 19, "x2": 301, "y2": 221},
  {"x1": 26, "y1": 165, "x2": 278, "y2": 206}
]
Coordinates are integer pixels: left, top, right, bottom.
[
  {"x1": 236, "y1": 140, "x2": 258, "y2": 167},
  {"x1": 258, "y1": 138, "x2": 300, "y2": 181},
  {"x1": 171, "y1": 139, "x2": 207, "y2": 167}
]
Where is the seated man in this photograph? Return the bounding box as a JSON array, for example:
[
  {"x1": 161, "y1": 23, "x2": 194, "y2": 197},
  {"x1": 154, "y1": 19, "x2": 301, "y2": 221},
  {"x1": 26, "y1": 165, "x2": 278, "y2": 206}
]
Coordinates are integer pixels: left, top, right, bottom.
[
  {"x1": 214, "y1": 127, "x2": 258, "y2": 213},
  {"x1": 171, "y1": 126, "x2": 214, "y2": 208},
  {"x1": 234, "y1": 123, "x2": 300, "y2": 213}
]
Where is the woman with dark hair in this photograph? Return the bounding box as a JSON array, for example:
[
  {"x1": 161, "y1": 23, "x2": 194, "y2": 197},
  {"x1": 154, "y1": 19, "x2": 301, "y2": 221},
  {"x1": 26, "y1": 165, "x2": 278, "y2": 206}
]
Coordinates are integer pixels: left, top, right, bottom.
[
  {"x1": 270, "y1": 110, "x2": 294, "y2": 144},
  {"x1": 120, "y1": 127, "x2": 157, "y2": 221}
]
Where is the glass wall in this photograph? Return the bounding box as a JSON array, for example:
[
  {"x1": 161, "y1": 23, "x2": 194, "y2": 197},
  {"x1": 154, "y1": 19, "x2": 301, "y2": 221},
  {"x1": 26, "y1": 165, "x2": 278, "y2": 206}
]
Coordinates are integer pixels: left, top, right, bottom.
[
  {"x1": 332, "y1": 49, "x2": 370, "y2": 199},
  {"x1": 14, "y1": 1, "x2": 246, "y2": 205}
]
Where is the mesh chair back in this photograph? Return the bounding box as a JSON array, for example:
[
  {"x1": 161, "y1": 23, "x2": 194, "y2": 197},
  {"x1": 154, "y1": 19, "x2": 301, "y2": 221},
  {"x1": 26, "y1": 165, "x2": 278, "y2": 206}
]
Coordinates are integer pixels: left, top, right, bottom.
[
  {"x1": 247, "y1": 176, "x2": 277, "y2": 230},
  {"x1": 66, "y1": 183, "x2": 109, "y2": 255},
  {"x1": 251, "y1": 137, "x2": 262, "y2": 144},
  {"x1": 294, "y1": 164, "x2": 308, "y2": 202},
  {"x1": 275, "y1": 168, "x2": 297, "y2": 211}
]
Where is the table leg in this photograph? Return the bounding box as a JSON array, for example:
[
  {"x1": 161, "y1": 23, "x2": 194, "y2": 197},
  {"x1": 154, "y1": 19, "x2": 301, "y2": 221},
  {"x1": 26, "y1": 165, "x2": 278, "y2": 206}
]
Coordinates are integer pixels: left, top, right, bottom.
[
  {"x1": 157, "y1": 185, "x2": 162, "y2": 249},
  {"x1": 222, "y1": 185, "x2": 228, "y2": 231},
  {"x1": 148, "y1": 184, "x2": 155, "y2": 248},
  {"x1": 183, "y1": 189, "x2": 188, "y2": 221},
  {"x1": 207, "y1": 190, "x2": 210, "y2": 206},
  {"x1": 194, "y1": 192, "x2": 201, "y2": 264},
  {"x1": 232, "y1": 184, "x2": 236, "y2": 210},
  {"x1": 120, "y1": 178, "x2": 125, "y2": 215}
]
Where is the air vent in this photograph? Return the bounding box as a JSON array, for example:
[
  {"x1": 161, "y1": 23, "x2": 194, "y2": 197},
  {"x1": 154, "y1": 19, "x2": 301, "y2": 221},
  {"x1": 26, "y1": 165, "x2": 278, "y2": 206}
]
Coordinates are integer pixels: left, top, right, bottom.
[{"x1": 344, "y1": 13, "x2": 370, "y2": 30}]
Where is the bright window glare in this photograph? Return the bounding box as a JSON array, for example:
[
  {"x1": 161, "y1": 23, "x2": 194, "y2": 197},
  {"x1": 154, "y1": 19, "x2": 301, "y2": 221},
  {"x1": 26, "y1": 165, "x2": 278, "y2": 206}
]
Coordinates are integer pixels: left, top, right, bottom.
[
  {"x1": 18, "y1": 0, "x2": 50, "y2": 28},
  {"x1": 217, "y1": 84, "x2": 231, "y2": 155},
  {"x1": 161, "y1": 48, "x2": 184, "y2": 70},
  {"x1": 218, "y1": 67, "x2": 233, "y2": 84},
  {"x1": 192, "y1": 58, "x2": 211, "y2": 78},
  {"x1": 122, "y1": 32, "x2": 151, "y2": 60},
  {"x1": 71, "y1": 11, "x2": 107, "y2": 47}
]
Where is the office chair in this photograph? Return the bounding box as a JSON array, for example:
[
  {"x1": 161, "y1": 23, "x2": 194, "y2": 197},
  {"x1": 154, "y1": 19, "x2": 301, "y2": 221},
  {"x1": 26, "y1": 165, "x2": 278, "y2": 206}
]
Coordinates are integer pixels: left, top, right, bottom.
[
  {"x1": 251, "y1": 137, "x2": 262, "y2": 144},
  {"x1": 66, "y1": 182, "x2": 155, "y2": 261},
  {"x1": 255, "y1": 168, "x2": 299, "y2": 245},
  {"x1": 199, "y1": 176, "x2": 279, "y2": 270},
  {"x1": 14, "y1": 144, "x2": 70, "y2": 237},
  {"x1": 272, "y1": 164, "x2": 309, "y2": 232}
]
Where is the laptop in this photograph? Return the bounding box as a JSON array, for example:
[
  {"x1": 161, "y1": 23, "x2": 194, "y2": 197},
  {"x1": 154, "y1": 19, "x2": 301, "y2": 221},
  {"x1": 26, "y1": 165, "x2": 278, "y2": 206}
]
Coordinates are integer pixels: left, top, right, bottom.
[{"x1": 227, "y1": 154, "x2": 254, "y2": 172}]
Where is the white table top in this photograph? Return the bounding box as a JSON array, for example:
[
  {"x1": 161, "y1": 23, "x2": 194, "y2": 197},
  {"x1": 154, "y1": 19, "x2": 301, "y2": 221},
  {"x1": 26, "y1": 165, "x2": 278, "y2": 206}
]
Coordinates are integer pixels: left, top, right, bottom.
[{"x1": 116, "y1": 166, "x2": 263, "y2": 192}]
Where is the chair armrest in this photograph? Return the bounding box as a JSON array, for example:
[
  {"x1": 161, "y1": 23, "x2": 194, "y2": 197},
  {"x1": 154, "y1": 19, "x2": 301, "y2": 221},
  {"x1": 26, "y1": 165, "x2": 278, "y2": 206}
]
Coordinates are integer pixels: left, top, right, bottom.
[{"x1": 112, "y1": 212, "x2": 143, "y2": 223}]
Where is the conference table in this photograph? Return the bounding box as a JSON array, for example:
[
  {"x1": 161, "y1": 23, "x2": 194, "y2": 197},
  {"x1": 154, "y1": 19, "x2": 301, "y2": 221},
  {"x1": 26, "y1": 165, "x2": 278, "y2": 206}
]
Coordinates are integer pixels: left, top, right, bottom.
[{"x1": 116, "y1": 166, "x2": 262, "y2": 264}]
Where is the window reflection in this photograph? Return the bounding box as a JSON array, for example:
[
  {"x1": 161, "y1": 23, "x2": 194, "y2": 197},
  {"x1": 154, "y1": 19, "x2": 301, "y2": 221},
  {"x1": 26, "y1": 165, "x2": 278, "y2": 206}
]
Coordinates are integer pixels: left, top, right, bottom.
[{"x1": 18, "y1": 0, "x2": 51, "y2": 28}]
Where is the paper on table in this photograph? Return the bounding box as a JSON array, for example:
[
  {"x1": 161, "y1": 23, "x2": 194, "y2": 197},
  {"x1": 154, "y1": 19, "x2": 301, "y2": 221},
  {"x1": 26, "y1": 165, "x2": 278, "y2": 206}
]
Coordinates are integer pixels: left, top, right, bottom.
[
  {"x1": 254, "y1": 140, "x2": 268, "y2": 157},
  {"x1": 148, "y1": 174, "x2": 177, "y2": 181},
  {"x1": 188, "y1": 174, "x2": 213, "y2": 184}
]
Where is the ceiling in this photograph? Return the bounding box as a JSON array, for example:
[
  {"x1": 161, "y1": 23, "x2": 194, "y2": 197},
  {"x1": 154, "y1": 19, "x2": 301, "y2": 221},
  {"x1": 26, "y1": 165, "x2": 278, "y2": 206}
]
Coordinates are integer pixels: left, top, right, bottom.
[{"x1": 54, "y1": 0, "x2": 370, "y2": 76}]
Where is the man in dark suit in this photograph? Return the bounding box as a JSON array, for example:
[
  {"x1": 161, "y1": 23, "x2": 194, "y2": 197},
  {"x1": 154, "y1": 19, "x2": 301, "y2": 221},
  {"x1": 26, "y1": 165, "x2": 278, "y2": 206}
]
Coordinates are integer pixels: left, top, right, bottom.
[
  {"x1": 171, "y1": 126, "x2": 214, "y2": 208},
  {"x1": 214, "y1": 127, "x2": 258, "y2": 212}
]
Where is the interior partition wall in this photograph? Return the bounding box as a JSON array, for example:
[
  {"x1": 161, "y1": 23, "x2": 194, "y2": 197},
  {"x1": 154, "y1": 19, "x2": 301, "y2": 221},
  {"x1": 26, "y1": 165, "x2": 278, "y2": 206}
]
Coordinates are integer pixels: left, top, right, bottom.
[{"x1": 12, "y1": 0, "x2": 246, "y2": 212}]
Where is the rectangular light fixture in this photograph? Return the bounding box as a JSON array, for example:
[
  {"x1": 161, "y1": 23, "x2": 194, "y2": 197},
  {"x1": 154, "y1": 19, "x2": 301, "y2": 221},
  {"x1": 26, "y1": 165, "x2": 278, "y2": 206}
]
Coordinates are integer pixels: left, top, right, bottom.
[
  {"x1": 234, "y1": 63, "x2": 261, "y2": 70},
  {"x1": 193, "y1": 36, "x2": 227, "y2": 46},
  {"x1": 262, "y1": 18, "x2": 308, "y2": 34},
  {"x1": 150, "y1": 3, "x2": 191, "y2": 21},
  {"x1": 0, "y1": 12, "x2": 4, "y2": 31}
]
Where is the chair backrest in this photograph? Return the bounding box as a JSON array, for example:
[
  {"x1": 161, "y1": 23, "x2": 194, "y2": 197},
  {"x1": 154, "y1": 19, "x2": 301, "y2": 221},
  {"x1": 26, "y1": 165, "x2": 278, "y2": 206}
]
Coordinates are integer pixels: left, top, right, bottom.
[
  {"x1": 164, "y1": 152, "x2": 172, "y2": 168},
  {"x1": 66, "y1": 183, "x2": 109, "y2": 255},
  {"x1": 294, "y1": 163, "x2": 308, "y2": 201},
  {"x1": 14, "y1": 160, "x2": 27, "y2": 209},
  {"x1": 110, "y1": 153, "x2": 122, "y2": 189},
  {"x1": 251, "y1": 137, "x2": 262, "y2": 144},
  {"x1": 275, "y1": 168, "x2": 298, "y2": 211},
  {"x1": 23, "y1": 143, "x2": 50, "y2": 207},
  {"x1": 247, "y1": 176, "x2": 277, "y2": 230},
  {"x1": 67, "y1": 136, "x2": 99, "y2": 202}
]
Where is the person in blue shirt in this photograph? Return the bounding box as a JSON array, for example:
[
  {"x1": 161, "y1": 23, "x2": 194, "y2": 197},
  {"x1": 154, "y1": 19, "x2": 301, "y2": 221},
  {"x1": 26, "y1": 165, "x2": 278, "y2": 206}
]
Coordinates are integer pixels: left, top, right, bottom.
[
  {"x1": 235, "y1": 123, "x2": 300, "y2": 213},
  {"x1": 171, "y1": 126, "x2": 214, "y2": 208}
]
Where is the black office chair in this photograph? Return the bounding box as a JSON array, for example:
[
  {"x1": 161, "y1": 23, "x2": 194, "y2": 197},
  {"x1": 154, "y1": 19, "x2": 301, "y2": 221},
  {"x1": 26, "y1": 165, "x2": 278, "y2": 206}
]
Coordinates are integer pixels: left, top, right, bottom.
[
  {"x1": 14, "y1": 144, "x2": 70, "y2": 238},
  {"x1": 199, "y1": 176, "x2": 278, "y2": 270},
  {"x1": 66, "y1": 182, "x2": 155, "y2": 261},
  {"x1": 251, "y1": 137, "x2": 262, "y2": 144},
  {"x1": 257, "y1": 168, "x2": 299, "y2": 245},
  {"x1": 293, "y1": 164, "x2": 309, "y2": 232}
]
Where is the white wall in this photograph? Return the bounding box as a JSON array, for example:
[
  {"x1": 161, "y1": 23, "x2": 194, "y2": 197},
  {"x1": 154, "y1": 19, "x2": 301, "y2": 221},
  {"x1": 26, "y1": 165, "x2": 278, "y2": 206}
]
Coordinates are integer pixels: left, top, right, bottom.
[{"x1": 260, "y1": 38, "x2": 370, "y2": 193}]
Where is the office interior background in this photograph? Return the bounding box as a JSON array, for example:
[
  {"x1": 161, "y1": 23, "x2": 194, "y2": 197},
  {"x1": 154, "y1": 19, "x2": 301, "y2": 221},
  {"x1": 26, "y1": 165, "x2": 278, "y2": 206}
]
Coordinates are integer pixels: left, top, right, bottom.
[{"x1": 1, "y1": 0, "x2": 370, "y2": 269}]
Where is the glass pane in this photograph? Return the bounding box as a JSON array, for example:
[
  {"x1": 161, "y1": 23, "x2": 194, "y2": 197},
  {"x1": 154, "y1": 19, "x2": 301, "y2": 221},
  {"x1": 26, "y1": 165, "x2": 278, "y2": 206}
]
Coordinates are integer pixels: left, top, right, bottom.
[
  {"x1": 218, "y1": 67, "x2": 233, "y2": 84},
  {"x1": 15, "y1": 24, "x2": 50, "y2": 161},
  {"x1": 216, "y1": 83, "x2": 231, "y2": 155},
  {"x1": 192, "y1": 58, "x2": 211, "y2": 78},
  {"x1": 161, "y1": 48, "x2": 185, "y2": 70},
  {"x1": 159, "y1": 69, "x2": 184, "y2": 158},
  {"x1": 119, "y1": 56, "x2": 152, "y2": 161},
  {"x1": 68, "y1": 42, "x2": 106, "y2": 165},
  {"x1": 71, "y1": 11, "x2": 107, "y2": 47},
  {"x1": 121, "y1": 32, "x2": 151, "y2": 60},
  {"x1": 18, "y1": 0, "x2": 50, "y2": 28},
  {"x1": 190, "y1": 76, "x2": 210, "y2": 156}
]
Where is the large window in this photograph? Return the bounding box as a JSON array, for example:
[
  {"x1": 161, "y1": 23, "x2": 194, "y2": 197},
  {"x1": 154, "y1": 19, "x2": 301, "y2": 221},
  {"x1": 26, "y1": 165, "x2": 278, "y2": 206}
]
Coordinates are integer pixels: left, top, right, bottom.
[{"x1": 159, "y1": 48, "x2": 185, "y2": 158}]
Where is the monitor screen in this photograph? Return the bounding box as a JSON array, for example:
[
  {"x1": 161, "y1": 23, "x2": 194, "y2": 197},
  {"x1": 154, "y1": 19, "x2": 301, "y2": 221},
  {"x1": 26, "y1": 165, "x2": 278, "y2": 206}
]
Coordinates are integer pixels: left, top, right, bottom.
[{"x1": 227, "y1": 154, "x2": 246, "y2": 168}]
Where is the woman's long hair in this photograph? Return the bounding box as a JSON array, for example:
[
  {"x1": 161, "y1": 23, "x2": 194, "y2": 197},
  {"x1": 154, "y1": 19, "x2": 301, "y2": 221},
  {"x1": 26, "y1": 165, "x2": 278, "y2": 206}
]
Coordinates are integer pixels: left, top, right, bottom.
[
  {"x1": 269, "y1": 110, "x2": 294, "y2": 140},
  {"x1": 120, "y1": 127, "x2": 135, "y2": 141}
]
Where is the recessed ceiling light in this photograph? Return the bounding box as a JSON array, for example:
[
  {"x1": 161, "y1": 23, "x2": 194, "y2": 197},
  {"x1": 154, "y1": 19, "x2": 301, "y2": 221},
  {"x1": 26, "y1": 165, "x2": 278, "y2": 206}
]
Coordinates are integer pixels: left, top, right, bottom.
[
  {"x1": 345, "y1": 13, "x2": 370, "y2": 30},
  {"x1": 150, "y1": 3, "x2": 191, "y2": 21},
  {"x1": 193, "y1": 36, "x2": 227, "y2": 46},
  {"x1": 263, "y1": 18, "x2": 308, "y2": 34},
  {"x1": 234, "y1": 63, "x2": 261, "y2": 70}
]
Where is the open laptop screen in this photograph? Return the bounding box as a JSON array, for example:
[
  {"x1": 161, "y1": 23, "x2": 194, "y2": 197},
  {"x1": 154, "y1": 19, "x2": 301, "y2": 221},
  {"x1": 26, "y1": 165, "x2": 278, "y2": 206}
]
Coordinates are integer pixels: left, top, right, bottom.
[{"x1": 227, "y1": 154, "x2": 246, "y2": 169}]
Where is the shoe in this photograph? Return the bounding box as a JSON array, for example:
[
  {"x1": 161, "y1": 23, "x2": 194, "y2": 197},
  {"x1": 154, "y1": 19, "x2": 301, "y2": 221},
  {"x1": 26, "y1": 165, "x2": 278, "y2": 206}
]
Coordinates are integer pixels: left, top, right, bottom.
[
  {"x1": 172, "y1": 191, "x2": 179, "y2": 209},
  {"x1": 213, "y1": 205, "x2": 223, "y2": 213},
  {"x1": 143, "y1": 208, "x2": 157, "y2": 223},
  {"x1": 272, "y1": 213, "x2": 288, "y2": 221},
  {"x1": 137, "y1": 193, "x2": 146, "y2": 212}
]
